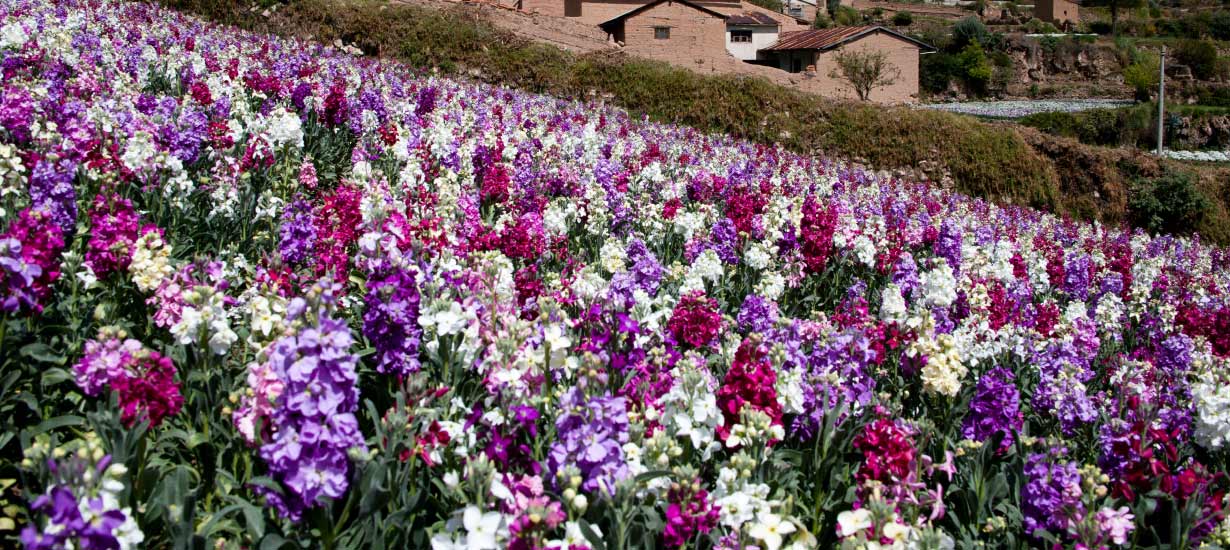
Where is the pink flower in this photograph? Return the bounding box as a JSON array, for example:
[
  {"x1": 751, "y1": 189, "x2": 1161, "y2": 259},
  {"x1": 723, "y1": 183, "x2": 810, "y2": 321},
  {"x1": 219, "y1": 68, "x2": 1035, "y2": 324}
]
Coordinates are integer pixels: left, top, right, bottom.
[{"x1": 1095, "y1": 506, "x2": 1134, "y2": 545}]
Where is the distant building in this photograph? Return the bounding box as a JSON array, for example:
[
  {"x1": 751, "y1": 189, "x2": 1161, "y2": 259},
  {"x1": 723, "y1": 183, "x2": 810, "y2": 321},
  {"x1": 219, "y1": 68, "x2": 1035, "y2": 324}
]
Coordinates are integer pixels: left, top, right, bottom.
[
  {"x1": 761, "y1": 26, "x2": 935, "y2": 102},
  {"x1": 725, "y1": 12, "x2": 782, "y2": 61},
  {"x1": 597, "y1": 0, "x2": 729, "y2": 59},
  {"x1": 1034, "y1": 0, "x2": 1079, "y2": 29},
  {"x1": 782, "y1": 0, "x2": 819, "y2": 23},
  {"x1": 515, "y1": 0, "x2": 935, "y2": 103}
]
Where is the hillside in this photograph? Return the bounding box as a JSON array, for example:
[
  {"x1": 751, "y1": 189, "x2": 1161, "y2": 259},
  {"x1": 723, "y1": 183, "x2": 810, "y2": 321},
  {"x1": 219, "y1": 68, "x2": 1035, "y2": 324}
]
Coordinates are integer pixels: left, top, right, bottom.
[
  {"x1": 163, "y1": 0, "x2": 1230, "y2": 242},
  {"x1": 10, "y1": 1, "x2": 1230, "y2": 548}
]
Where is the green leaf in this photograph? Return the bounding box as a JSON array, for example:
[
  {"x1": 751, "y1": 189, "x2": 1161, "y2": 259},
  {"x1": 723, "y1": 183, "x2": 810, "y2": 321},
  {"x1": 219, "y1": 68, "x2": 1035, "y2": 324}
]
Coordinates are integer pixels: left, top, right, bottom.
[
  {"x1": 28, "y1": 415, "x2": 84, "y2": 437},
  {"x1": 241, "y1": 501, "x2": 266, "y2": 540},
  {"x1": 259, "y1": 533, "x2": 288, "y2": 550},
  {"x1": 20, "y1": 343, "x2": 66, "y2": 365},
  {"x1": 577, "y1": 519, "x2": 606, "y2": 550},
  {"x1": 39, "y1": 368, "x2": 73, "y2": 387}
]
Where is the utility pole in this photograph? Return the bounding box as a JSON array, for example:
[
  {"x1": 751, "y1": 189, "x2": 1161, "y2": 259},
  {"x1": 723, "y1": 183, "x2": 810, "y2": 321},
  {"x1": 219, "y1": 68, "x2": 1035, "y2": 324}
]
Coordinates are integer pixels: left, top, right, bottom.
[{"x1": 1157, "y1": 45, "x2": 1166, "y2": 156}]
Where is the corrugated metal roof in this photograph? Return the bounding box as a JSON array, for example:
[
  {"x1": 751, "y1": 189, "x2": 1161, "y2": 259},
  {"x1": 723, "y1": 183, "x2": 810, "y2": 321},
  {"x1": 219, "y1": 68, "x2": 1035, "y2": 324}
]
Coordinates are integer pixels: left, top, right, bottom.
[
  {"x1": 760, "y1": 25, "x2": 935, "y2": 52},
  {"x1": 727, "y1": 12, "x2": 781, "y2": 25},
  {"x1": 761, "y1": 26, "x2": 873, "y2": 51}
]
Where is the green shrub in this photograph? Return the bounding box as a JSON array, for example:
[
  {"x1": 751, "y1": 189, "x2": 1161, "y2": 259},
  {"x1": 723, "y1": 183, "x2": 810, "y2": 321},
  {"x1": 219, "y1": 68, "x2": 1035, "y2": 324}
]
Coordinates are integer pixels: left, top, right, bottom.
[
  {"x1": 1025, "y1": 18, "x2": 1059, "y2": 34},
  {"x1": 1088, "y1": 20, "x2": 1113, "y2": 34},
  {"x1": 920, "y1": 51, "x2": 961, "y2": 93},
  {"x1": 1123, "y1": 51, "x2": 1159, "y2": 97},
  {"x1": 1176, "y1": 39, "x2": 1219, "y2": 80},
  {"x1": 832, "y1": 5, "x2": 860, "y2": 25},
  {"x1": 1211, "y1": 11, "x2": 1230, "y2": 41},
  {"x1": 892, "y1": 10, "x2": 913, "y2": 26},
  {"x1": 813, "y1": 10, "x2": 833, "y2": 28},
  {"x1": 952, "y1": 16, "x2": 989, "y2": 50},
  {"x1": 958, "y1": 41, "x2": 993, "y2": 93},
  {"x1": 1129, "y1": 172, "x2": 1210, "y2": 235},
  {"x1": 1019, "y1": 105, "x2": 1154, "y2": 147}
]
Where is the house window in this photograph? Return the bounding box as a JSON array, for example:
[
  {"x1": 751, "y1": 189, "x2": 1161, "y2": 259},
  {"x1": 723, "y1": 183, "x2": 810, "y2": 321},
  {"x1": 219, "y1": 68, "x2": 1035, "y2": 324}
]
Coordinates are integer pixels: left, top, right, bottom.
[
  {"x1": 730, "y1": 30, "x2": 753, "y2": 43},
  {"x1": 654, "y1": 26, "x2": 671, "y2": 39}
]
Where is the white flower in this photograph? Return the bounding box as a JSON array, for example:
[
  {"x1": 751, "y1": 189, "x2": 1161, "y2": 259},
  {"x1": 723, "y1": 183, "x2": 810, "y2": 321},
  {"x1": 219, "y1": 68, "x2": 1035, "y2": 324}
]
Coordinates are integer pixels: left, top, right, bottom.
[
  {"x1": 852, "y1": 234, "x2": 876, "y2": 267},
  {"x1": 918, "y1": 334, "x2": 967, "y2": 397},
  {"x1": 715, "y1": 491, "x2": 756, "y2": 529},
  {"x1": 881, "y1": 521, "x2": 911, "y2": 543},
  {"x1": 264, "y1": 107, "x2": 304, "y2": 148},
  {"x1": 775, "y1": 367, "x2": 805, "y2": 415},
  {"x1": 920, "y1": 260, "x2": 957, "y2": 309},
  {"x1": 745, "y1": 242, "x2": 773, "y2": 271},
  {"x1": 879, "y1": 283, "x2": 907, "y2": 323},
  {"x1": 748, "y1": 512, "x2": 797, "y2": 550},
  {"x1": 1193, "y1": 372, "x2": 1230, "y2": 450},
  {"x1": 600, "y1": 238, "x2": 626, "y2": 273},
  {"x1": 549, "y1": 521, "x2": 601, "y2": 549},
  {"x1": 0, "y1": 21, "x2": 28, "y2": 49},
  {"x1": 836, "y1": 509, "x2": 872, "y2": 537},
  {"x1": 461, "y1": 506, "x2": 505, "y2": 550}
]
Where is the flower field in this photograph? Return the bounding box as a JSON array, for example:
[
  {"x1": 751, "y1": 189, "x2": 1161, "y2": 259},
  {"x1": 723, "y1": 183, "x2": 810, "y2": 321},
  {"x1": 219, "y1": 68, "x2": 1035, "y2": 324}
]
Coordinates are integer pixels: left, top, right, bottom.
[{"x1": 4, "y1": 0, "x2": 1230, "y2": 549}]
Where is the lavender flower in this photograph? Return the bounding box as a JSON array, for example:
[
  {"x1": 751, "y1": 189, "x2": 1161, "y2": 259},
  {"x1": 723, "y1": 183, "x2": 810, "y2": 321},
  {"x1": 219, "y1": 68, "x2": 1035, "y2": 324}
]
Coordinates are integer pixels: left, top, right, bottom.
[
  {"x1": 548, "y1": 388, "x2": 630, "y2": 495},
  {"x1": 737, "y1": 294, "x2": 778, "y2": 334},
  {"x1": 254, "y1": 285, "x2": 367, "y2": 521},
  {"x1": 28, "y1": 157, "x2": 78, "y2": 235},
  {"x1": 626, "y1": 237, "x2": 663, "y2": 296}
]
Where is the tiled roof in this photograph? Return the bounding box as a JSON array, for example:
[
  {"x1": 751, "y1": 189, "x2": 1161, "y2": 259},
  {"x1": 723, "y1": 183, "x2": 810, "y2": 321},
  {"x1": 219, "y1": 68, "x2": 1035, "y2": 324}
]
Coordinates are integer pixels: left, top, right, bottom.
[
  {"x1": 760, "y1": 25, "x2": 935, "y2": 52},
  {"x1": 727, "y1": 12, "x2": 781, "y2": 25}
]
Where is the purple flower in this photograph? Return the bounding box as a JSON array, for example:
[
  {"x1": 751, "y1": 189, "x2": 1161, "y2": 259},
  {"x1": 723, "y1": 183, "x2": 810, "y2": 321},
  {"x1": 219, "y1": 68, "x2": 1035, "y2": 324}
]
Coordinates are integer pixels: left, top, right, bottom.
[
  {"x1": 961, "y1": 367, "x2": 1022, "y2": 450},
  {"x1": 708, "y1": 218, "x2": 739, "y2": 264},
  {"x1": 934, "y1": 219, "x2": 962, "y2": 275},
  {"x1": 1021, "y1": 448, "x2": 1085, "y2": 538},
  {"x1": 1063, "y1": 253, "x2": 1093, "y2": 301},
  {"x1": 547, "y1": 389, "x2": 630, "y2": 495},
  {"x1": 279, "y1": 195, "x2": 316, "y2": 266},
  {"x1": 736, "y1": 294, "x2": 778, "y2": 334},
  {"x1": 28, "y1": 157, "x2": 78, "y2": 235},
  {"x1": 361, "y1": 263, "x2": 422, "y2": 376},
  {"x1": 254, "y1": 289, "x2": 366, "y2": 521},
  {"x1": 626, "y1": 238, "x2": 664, "y2": 296}
]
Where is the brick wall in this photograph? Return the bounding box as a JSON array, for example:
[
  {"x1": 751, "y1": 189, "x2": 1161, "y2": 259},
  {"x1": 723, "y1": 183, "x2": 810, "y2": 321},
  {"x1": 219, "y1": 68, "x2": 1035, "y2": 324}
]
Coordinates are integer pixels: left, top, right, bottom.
[
  {"x1": 1035, "y1": 0, "x2": 1078, "y2": 27},
  {"x1": 806, "y1": 32, "x2": 921, "y2": 103},
  {"x1": 619, "y1": 1, "x2": 729, "y2": 62}
]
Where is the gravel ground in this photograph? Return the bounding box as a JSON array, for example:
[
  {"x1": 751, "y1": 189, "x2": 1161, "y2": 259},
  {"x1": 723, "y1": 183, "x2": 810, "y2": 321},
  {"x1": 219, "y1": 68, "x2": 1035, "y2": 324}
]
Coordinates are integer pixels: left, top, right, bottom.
[{"x1": 920, "y1": 99, "x2": 1135, "y2": 119}]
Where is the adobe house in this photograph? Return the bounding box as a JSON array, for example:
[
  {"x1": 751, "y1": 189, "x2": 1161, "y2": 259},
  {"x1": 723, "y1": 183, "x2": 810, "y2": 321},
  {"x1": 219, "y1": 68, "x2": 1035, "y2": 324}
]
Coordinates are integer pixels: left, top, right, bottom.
[
  {"x1": 1034, "y1": 0, "x2": 1079, "y2": 29},
  {"x1": 593, "y1": 0, "x2": 802, "y2": 63},
  {"x1": 760, "y1": 26, "x2": 935, "y2": 103},
  {"x1": 597, "y1": 0, "x2": 729, "y2": 61}
]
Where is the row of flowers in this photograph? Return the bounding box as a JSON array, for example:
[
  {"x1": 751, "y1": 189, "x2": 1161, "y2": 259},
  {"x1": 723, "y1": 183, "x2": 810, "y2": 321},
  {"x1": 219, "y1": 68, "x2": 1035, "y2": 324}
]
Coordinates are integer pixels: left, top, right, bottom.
[{"x1": 2, "y1": 0, "x2": 1230, "y2": 549}]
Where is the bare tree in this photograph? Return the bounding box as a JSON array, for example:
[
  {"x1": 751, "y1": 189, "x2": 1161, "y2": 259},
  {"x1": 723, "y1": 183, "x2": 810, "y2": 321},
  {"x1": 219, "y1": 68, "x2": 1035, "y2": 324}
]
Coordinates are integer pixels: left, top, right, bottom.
[{"x1": 830, "y1": 49, "x2": 901, "y2": 101}]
